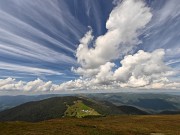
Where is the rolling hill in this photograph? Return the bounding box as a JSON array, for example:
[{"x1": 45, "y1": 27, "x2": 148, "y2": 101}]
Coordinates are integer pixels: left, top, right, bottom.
[
  {"x1": 0, "y1": 96, "x2": 152, "y2": 122},
  {"x1": 0, "y1": 94, "x2": 58, "y2": 111},
  {"x1": 1, "y1": 93, "x2": 180, "y2": 114},
  {"x1": 0, "y1": 96, "x2": 126, "y2": 122}
]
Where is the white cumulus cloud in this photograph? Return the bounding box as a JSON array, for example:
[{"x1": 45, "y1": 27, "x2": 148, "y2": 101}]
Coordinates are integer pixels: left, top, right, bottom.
[
  {"x1": 68, "y1": 0, "x2": 180, "y2": 91},
  {"x1": 59, "y1": 49, "x2": 179, "y2": 90},
  {"x1": 0, "y1": 0, "x2": 179, "y2": 93},
  {"x1": 0, "y1": 78, "x2": 54, "y2": 92},
  {"x1": 75, "y1": 0, "x2": 152, "y2": 70}
]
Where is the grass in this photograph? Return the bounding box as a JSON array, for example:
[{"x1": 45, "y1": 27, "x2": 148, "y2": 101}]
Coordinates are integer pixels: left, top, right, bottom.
[
  {"x1": 64, "y1": 100, "x2": 100, "y2": 118},
  {"x1": 0, "y1": 115, "x2": 180, "y2": 135}
]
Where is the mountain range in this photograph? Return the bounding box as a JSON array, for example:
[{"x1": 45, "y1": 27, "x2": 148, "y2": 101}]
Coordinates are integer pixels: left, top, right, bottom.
[
  {"x1": 0, "y1": 93, "x2": 180, "y2": 122},
  {"x1": 0, "y1": 96, "x2": 148, "y2": 122}
]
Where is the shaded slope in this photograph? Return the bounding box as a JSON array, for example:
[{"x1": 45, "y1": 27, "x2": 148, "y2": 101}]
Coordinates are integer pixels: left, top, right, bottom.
[
  {"x1": 133, "y1": 99, "x2": 177, "y2": 111},
  {"x1": 0, "y1": 96, "x2": 123, "y2": 122},
  {"x1": 0, "y1": 96, "x2": 71, "y2": 122},
  {"x1": 86, "y1": 93, "x2": 180, "y2": 113},
  {"x1": 118, "y1": 105, "x2": 148, "y2": 115},
  {"x1": 0, "y1": 95, "x2": 57, "y2": 111}
]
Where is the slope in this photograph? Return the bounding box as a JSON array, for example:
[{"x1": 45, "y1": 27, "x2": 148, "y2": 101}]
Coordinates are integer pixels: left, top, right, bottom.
[{"x1": 0, "y1": 96, "x2": 123, "y2": 122}]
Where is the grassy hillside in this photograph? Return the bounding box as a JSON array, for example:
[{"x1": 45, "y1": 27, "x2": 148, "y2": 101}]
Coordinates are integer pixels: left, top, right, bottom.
[
  {"x1": 0, "y1": 115, "x2": 179, "y2": 135},
  {"x1": 64, "y1": 100, "x2": 100, "y2": 118},
  {"x1": 0, "y1": 96, "x2": 70, "y2": 122},
  {"x1": 1, "y1": 93, "x2": 180, "y2": 113},
  {"x1": 0, "y1": 95, "x2": 58, "y2": 111},
  {"x1": 0, "y1": 96, "x2": 124, "y2": 122}
]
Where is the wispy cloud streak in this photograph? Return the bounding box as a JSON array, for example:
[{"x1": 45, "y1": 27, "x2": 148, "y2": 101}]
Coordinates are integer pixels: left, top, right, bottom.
[{"x1": 0, "y1": 62, "x2": 63, "y2": 76}]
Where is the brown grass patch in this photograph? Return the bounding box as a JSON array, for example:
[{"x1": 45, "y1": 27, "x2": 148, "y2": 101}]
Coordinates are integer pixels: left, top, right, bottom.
[{"x1": 0, "y1": 115, "x2": 179, "y2": 135}]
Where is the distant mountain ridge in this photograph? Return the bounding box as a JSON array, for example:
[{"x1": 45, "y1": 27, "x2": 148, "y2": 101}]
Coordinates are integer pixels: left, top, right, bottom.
[
  {"x1": 0, "y1": 96, "x2": 150, "y2": 122},
  {"x1": 118, "y1": 105, "x2": 148, "y2": 115},
  {"x1": 1, "y1": 93, "x2": 180, "y2": 113},
  {"x1": 86, "y1": 93, "x2": 180, "y2": 113},
  {"x1": 0, "y1": 93, "x2": 180, "y2": 122},
  {"x1": 0, "y1": 94, "x2": 58, "y2": 111}
]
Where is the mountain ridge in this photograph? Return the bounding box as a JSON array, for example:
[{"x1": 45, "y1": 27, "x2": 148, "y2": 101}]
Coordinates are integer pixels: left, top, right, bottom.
[{"x1": 0, "y1": 96, "x2": 149, "y2": 122}]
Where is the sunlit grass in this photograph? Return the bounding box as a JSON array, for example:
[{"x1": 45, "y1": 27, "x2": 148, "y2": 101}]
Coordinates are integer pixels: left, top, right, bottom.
[{"x1": 64, "y1": 100, "x2": 100, "y2": 118}]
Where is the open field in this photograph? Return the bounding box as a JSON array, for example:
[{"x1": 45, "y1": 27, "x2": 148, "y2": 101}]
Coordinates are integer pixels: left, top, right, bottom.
[
  {"x1": 0, "y1": 115, "x2": 180, "y2": 135},
  {"x1": 64, "y1": 100, "x2": 100, "y2": 118}
]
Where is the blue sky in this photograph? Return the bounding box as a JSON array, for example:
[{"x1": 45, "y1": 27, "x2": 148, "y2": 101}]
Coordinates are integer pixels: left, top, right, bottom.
[
  {"x1": 0, "y1": 0, "x2": 179, "y2": 93},
  {"x1": 0, "y1": 0, "x2": 114, "y2": 82}
]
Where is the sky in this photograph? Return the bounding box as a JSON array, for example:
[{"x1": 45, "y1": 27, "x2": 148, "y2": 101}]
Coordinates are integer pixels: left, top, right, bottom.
[{"x1": 0, "y1": 0, "x2": 180, "y2": 94}]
